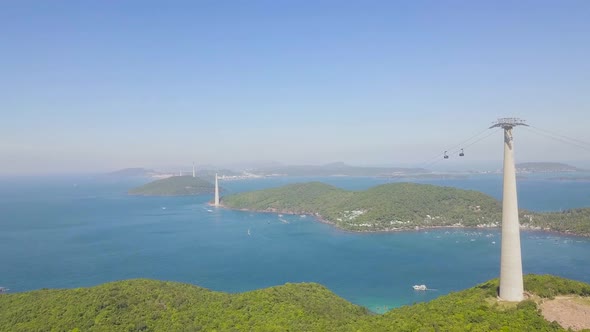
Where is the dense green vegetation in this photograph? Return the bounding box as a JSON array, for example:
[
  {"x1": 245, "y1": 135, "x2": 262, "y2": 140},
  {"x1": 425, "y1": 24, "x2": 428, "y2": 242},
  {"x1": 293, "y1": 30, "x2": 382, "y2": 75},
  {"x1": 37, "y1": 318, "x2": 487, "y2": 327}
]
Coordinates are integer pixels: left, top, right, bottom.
[
  {"x1": 523, "y1": 208, "x2": 590, "y2": 237},
  {"x1": 223, "y1": 182, "x2": 590, "y2": 235},
  {"x1": 129, "y1": 176, "x2": 215, "y2": 196},
  {"x1": 1, "y1": 275, "x2": 588, "y2": 331},
  {"x1": 223, "y1": 182, "x2": 503, "y2": 231}
]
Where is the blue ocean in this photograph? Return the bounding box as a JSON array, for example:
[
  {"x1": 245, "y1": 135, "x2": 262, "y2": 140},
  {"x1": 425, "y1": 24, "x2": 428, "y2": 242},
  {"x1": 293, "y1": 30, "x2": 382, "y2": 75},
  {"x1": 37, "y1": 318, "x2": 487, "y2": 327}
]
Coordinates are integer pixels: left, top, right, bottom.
[{"x1": 1, "y1": 174, "x2": 589, "y2": 312}]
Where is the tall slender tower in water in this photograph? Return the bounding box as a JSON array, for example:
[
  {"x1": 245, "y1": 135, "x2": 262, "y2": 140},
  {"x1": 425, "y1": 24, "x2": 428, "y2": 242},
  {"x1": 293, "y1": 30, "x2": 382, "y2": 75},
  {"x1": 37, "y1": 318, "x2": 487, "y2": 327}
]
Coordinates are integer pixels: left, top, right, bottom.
[
  {"x1": 214, "y1": 173, "x2": 220, "y2": 206},
  {"x1": 490, "y1": 118, "x2": 528, "y2": 302},
  {"x1": 192, "y1": 163, "x2": 196, "y2": 178}
]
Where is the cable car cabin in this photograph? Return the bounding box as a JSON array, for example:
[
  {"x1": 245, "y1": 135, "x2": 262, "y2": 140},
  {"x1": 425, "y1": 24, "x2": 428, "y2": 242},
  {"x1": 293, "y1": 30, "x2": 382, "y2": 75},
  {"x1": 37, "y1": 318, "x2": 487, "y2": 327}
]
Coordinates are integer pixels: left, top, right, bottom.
[{"x1": 459, "y1": 149, "x2": 464, "y2": 157}]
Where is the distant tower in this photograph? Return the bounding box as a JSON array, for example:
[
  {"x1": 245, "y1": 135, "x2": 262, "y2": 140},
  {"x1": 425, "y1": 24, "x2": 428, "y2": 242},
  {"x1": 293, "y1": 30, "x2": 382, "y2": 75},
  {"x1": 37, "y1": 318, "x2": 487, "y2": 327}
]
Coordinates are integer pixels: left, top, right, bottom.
[
  {"x1": 179, "y1": 170, "x2": 182, "y2": 176},
  {"x1": 192, "y1": 163, "x2": 196, "y2": 178},
  {"x1": 490, "y1": 118, "x2": 528, "y2": 302},
  {"x1": 214, "y1": 173, "x2": 220, "y2": 206}
]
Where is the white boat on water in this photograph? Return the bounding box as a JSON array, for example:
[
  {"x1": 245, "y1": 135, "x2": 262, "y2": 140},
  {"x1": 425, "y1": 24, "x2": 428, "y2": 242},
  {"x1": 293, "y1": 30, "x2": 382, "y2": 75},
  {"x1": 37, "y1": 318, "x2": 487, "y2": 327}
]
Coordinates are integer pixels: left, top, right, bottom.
[
  {"x1": 413, "y1": 284, "x2": 427, "y2": 291},
  {"x1": 0, "y1": 287, "x2": 8, "y2": 293}
]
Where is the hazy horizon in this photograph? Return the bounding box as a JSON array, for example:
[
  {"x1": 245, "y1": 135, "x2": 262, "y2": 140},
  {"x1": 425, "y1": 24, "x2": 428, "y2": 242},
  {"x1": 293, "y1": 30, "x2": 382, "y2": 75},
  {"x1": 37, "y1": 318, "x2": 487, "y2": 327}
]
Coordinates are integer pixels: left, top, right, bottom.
[
  {"x1": 3, "y1": 158, "x2": 590, "y2": 177},
  {"x1": 2, "y1": 1, "x2": 589, "y2": 175}
]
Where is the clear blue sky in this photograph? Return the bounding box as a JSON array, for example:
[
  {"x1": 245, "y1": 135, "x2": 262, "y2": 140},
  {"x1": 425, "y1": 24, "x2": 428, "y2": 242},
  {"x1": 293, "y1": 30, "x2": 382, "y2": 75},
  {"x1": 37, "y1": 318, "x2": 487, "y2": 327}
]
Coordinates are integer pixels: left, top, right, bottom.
[{"x1": 1, "y1": 1, "x2": 589, "y2": 174}]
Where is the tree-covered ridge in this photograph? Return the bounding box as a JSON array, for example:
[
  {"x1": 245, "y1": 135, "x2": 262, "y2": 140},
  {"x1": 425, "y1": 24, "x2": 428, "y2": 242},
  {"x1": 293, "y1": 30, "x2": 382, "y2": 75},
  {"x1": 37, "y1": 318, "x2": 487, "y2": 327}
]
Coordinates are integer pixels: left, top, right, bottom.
[
  {"x1": 225, "y1": 182, "x2": 352, "y2": 213},
  {"x1": 1, "y1": 275, "x2": 588, "y2": 331},
  {"x1": 0, "y1": 279, "x2": 367, "y2": 332},
  {"x1": 222, "y1": 182, "x2": 590, "y2": 235},
  {"x1": 524, "y1": 208, "x2": 590, "y2": 237},
  {"x1": 361, "y1": 274, "x2": 590, "y2": 332},
  {"x1": 128, "y1": 176, "x2": 215, "y2": 196},
  {"x1": 223, "y1": 182, "x2": 503, "y2": 231}
]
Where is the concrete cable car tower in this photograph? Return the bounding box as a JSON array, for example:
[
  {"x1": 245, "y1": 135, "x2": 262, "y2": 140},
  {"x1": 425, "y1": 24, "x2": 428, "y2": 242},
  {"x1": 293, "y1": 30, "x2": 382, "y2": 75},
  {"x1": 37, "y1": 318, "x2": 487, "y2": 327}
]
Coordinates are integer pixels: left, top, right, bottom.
[
  {"x1": 214, "y1": 173, "x2": 220, "y2": 207},
  {"x1": 490, "y1": 118, "x2": 528, "y2": 302}
]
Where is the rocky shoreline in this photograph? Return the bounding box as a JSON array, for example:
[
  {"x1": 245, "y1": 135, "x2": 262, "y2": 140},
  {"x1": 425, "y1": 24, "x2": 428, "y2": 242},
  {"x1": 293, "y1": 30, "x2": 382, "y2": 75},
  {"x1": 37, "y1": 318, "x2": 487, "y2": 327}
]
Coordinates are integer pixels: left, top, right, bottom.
[{"x1": 218, "y1": 203, "x2": 590, "y2": 238}]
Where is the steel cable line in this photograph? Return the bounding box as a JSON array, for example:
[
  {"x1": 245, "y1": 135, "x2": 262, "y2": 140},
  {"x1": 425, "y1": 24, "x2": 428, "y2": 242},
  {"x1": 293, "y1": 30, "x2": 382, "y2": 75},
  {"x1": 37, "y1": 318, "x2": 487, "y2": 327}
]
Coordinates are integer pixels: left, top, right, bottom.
[
  {"x1": 421, "y1": 128, "x2": 501, "y2": 169},
  {"x1": 524, "y1": 126, "x2": 590, "y2": 151},
  {"x1": 528, "y1": 125, "x2": 590, "y2": 148},
  {"x1": 416, "y1": 126, "x2": 492, "y2": 168},
  {"x1": 523, "y1": 126, "x2": 590, "y2": 153},
  {"x1": 462, "y1": 128, "x2": 502, "y2": 150}
]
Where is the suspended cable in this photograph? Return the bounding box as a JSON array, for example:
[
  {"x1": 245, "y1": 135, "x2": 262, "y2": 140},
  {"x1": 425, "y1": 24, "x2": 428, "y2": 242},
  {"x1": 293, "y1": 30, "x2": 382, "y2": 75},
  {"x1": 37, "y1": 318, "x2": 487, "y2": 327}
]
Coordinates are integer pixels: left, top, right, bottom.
[
  {"x1": 528, "y1": 125, "x2": 590, "y2": 148},
  {"x1": 524, "y1": 127, "x2": 590, "y2": 151},
  {"x1": 436, "y1": 128, "x2": 500, "y2": 165},
  {"x1": 446, "y1": 127, "x2": 492, "y2": 154},
  {"x1": 416, "y1": 126, "x2": 491, "y2": 168},
  {"x1": 462, "y1": 128, "x2": 501, "y2": 150},
  {"x1": 420, "y1": 128, "x2": 501, "y2": 169},
  {"x1": 523, "y1": 127, "x2": 590, "y2": 153}
]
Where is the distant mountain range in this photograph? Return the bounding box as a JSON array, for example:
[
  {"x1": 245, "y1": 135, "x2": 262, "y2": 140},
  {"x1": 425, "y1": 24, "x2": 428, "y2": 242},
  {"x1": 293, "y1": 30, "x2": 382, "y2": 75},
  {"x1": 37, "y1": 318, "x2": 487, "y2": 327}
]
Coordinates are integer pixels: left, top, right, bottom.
[
  {"x1": 249, "y1": 162, "x2": 428, "y2": 177},
  {"x1": 106, "y1": 168, "x2": 160, "y2": 177},
  {"x1": 515, "y1": 162, "x2": 584, "y2": 173},
  {"x1": 107, "y1": 161, "x2": 585, "y2": 180},
  {"x1": 106, "y1": 168, "x2": 241, "y2": 180}
]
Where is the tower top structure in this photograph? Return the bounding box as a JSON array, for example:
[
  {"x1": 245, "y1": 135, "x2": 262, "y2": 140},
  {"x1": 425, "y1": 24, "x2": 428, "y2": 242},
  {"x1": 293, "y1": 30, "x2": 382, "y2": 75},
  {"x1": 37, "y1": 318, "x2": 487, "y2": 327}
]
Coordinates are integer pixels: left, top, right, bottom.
[{"x1": 490, "y1": 118, "x2": 528, "y2": 129}]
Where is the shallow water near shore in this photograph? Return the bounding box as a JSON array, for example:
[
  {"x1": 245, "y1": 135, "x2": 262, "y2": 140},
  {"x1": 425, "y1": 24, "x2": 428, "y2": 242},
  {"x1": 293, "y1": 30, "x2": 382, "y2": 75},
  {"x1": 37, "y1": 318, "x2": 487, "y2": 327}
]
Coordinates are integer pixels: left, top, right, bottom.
[{"x1": 1, "y1": 174, "x2": 589, "y2": 312}]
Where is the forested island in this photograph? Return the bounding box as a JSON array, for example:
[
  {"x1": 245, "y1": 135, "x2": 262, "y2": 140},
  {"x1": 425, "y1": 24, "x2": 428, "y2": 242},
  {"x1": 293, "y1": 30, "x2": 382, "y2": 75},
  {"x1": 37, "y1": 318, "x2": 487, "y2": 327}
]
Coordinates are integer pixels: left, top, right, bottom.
[
  {"x1": 0, "y1": 275, "x2": 588, "y2": 331},
  {"x1": 222, "y1": 182, "x2": 590, "y2": 236},
  {"x1": 516, "y1": 162, "x2": 584, "y2": 173},
  {"x1": 128, "y1": 176, "x2": 215, "y2": 196}
]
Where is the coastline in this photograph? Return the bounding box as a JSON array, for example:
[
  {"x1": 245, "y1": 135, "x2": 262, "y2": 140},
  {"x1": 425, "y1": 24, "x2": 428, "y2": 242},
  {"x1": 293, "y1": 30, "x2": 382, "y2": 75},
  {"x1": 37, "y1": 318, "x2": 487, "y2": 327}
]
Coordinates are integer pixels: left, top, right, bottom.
[{"x1": 217, "y1": 203, "x2": 590, "y2": 238}]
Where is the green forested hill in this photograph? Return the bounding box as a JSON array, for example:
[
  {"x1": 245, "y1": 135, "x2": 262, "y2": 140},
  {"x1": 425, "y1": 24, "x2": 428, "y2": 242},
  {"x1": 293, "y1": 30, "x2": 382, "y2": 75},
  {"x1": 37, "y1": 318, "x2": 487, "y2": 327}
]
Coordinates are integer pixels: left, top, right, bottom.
[
  {"x1": 223, "y1": 182, "x2": 503, "y2": 231},
  {"x1": 128, "y1": 176, "x2": 215, "y2": 196},
  {"x1": 1, "y1": 275, "x2": 588, "y2": 331},
  {"x1": 0, "y1": 280, "x2": 367, "y2": 332},
  {"x1": 523, "y1": 208, "x2": 590, "y2": 236},
  {"x1": 222, "y1": 182, "x2": 590, "y2": 235}
]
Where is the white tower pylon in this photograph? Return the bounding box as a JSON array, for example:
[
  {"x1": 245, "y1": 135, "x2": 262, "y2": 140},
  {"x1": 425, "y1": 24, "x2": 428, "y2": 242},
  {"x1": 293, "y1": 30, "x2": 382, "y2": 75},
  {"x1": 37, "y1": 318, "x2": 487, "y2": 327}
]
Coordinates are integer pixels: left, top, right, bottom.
[
  {"x1": 490, "y1": 118, "x2": 527, "y2": 302},
  {"x1": 214, "y1": 173, "x2": 220, "y2": 206},
  {"x1": 193, "y1": 163, "x2": 196, "y2": 178}
]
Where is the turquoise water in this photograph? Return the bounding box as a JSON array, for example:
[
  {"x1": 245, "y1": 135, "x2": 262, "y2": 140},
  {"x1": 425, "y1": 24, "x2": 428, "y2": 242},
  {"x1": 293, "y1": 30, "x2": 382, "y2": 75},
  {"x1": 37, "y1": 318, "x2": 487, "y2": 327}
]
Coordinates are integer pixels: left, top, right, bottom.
[{"x1": 0, "y1": 174, "x2": 589, "y2": 312}]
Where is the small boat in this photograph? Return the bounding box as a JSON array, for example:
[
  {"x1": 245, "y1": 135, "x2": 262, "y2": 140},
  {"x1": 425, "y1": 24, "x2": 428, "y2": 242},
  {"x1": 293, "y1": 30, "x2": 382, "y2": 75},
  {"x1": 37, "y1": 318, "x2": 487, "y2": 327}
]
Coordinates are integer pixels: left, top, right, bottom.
[
  {"x1": 0, "y1": 287, "x2": 8, "y2": 293},
  {"x1": 247, "y1": 229, "x2": 251, "y2": 236},
  {"x1": 413, "y1": 285, "x2": 427, "y2": 291}
]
